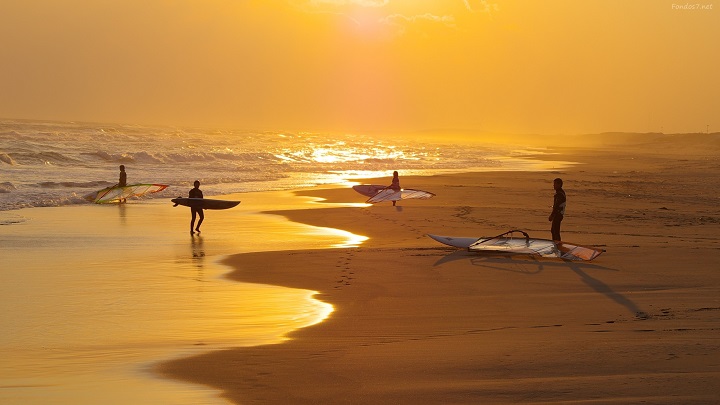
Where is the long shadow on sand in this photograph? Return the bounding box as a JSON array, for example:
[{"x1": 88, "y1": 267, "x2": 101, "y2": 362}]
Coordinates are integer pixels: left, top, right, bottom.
[
  {"x1": 568, "y1": 261, "x2": 649, "y2": 319},
  {"x1": 433, "y1": 249, "x2": 647, "y2": 319}
]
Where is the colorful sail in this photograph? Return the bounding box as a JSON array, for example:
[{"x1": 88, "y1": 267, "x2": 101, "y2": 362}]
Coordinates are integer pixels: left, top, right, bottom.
[
  {"x1": 85, "y1": 184, "x2": 168, "y2": 204},
  {"x1": 352, "y1": 184, "x2": 387, "y2": 197},
  {"x1": 429, "y1": 230, "x2": 605, "y2": 261},
  {"x1": 468, "y1": 230, "x2": 604, "y2": 261},
  {"x1": 366, "y1": 188, "x2": 435, "y2": 204}
]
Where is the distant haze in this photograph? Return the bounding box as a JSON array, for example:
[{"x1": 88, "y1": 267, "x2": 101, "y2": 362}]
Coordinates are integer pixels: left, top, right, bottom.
[{"x1": 1, "y1": 0, "x2": 717, "y2": 135}]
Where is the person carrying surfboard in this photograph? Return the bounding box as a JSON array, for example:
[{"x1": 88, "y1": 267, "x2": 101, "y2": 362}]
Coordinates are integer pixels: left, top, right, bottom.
[
  {"x1": 189, "y1": 180, "x2": 204, "y2": 235},
  {"x1": 548, "y1": 177, "x2": 566, "y2": 241},
  {"x1": 389, "y1": 171, "x2": 400, "y2": 206}
]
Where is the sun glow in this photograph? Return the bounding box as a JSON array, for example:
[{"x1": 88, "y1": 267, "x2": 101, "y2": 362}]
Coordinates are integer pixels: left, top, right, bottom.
[
  {"x1": 1, "y1": 1, "x2": 715, "y2": 140},
  {"x1": 277, "y1": 143, "x2": 412, "y2": 165}
]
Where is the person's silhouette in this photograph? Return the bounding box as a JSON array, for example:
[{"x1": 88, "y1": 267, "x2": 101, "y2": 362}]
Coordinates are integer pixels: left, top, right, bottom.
[
  {"x1": 189, "y1": 180, "x2": 204, "y2": 235},
  {"x1": 548, "y1": 178, "x2": 566, "y2": 241},
  {"x1": 118, "y1": 165, "x2": 127, "y2": 187},
  {"x1": 389, "y1": 171, "x2": 400, "y2": 206},
  {"x1": 117, "y1": 165, "x2": 127, "y2": 203}
]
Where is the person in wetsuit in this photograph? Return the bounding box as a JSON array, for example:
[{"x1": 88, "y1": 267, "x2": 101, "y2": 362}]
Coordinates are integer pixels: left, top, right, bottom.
[
  {"x1": 117, "y1": 165, "x2": 128, "y2": 203},
  {"x1": 118, "y1": 165, "x2": 127, "y2": 187},
  {"x1": 389, "y1": 171, "x2": 400, "y2": 206},
  {"x1": 189, "y1": 180, "x2": 204, "y2": 235},
  {"x1": 548, "y1": 177, "x2": 566, "y2": 241}
]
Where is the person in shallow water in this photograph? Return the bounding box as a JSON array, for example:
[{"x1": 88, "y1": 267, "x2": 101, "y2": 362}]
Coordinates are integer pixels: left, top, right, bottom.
[
  {"x1": 389, "y1": 171, "x2": 400, "y2": 206},
  {"x1": 189, "y1": 180, "x2": 204, "y2": 235},
  {"x1": 548, "y1": 177, "x2": 566, "y2": 241},
  {"x1": 117, "y1": 165, "x2": 127, "y2": 203},
  {"x1": 117, "y1": 165, "x2": 127, "y2": 187}
]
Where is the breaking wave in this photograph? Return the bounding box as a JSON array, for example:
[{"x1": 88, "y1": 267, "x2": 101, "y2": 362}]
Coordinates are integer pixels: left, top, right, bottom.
[
  {"x1": 0, "y1": 153, "x2": 16, "y2": 165},
  {"x1": 0, "y1": 182, "x2": 16, "y2": 193}
]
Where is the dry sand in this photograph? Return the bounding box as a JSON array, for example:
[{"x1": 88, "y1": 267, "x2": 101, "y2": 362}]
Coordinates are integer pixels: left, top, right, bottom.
[{"x1": 159, "y1": 136, "x2": 720, "y2": 404}]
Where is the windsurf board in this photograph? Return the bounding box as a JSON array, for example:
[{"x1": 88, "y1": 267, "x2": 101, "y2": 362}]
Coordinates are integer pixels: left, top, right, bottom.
[
  {"x1": 171, "y1": 198, "x2": 240, "y2": 210},
  {"x1": 428, "y1": 231, "x2": 604, "y2": 261},
  {"x1": 427, "y1": 234, "x2": 479, "y2": 248}
]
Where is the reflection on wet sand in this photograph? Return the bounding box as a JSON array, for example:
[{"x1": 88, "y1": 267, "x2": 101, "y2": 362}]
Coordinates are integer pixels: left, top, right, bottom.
[{"x1": 0, "y1": 190, "x2": 365, "y2": 405}]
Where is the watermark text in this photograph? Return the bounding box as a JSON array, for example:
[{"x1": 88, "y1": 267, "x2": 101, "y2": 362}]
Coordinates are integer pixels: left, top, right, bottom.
[{"x1": 672, "y1": 3, "x2": 714, "y2": 10}]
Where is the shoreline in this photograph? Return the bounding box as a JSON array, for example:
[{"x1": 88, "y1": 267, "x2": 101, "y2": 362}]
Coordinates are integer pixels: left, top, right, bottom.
[
  {"x1": 157, "y1": 144, "x2": 720, "y2": 404},
  {"x1": 0, "y1": 189, "x2": 370, "y2": 405}
]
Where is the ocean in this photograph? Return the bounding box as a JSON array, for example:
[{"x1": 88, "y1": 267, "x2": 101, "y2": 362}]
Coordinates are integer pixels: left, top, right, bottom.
[
  {"x1": 1, "y1": 119, "x2": 555, "y2": 214},
  {"x1": 0, "y1": 119, "x2": 568, "y2": 404}
]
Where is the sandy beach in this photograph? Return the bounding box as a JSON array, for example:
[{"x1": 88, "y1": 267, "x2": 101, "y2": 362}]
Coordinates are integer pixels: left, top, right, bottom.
[{"x1": 158, "y1": 136, "x2": 720, "y2": 404}]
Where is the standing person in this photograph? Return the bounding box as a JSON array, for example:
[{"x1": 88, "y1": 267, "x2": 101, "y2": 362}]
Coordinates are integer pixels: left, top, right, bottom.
[
  {"x1": 189, "y1": 180, "x2": 204, "y2": 235},
  {"x1": 548, "y1": 177, "x2": 566, "y2": 241},
  {"x1": 117, "y1": 165, "x2": 128, "y2": 203},
  {"x1": 389, "y1": 171, "x2": 400, "y2": 191},
  {"x1": 389, "y1": 171, "x2": 400, "y2": 206},
  {"x1": 118, "y1": 165, "x2": 127, "y2": 187}
]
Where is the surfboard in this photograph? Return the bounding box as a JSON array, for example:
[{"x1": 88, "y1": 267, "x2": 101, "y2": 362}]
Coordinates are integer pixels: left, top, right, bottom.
[
  {"x1": 85, "y1": 184, "x2": 168, "y2": 204},
  {"x1": 428, "y1": 230, "x2": 605, "y2": 261},
  {"x1": 366, "y1": 188, "x2": 435, "y2": 204},
  {"x1": 427, "y1": 234, "x2": 479, "y2": 248},
  {"x1": 171, "y1": 198, "x2": 240, "y2": 210},
  {"x1": 352, "y1": 184, "x2": 387, "y2": 197}
]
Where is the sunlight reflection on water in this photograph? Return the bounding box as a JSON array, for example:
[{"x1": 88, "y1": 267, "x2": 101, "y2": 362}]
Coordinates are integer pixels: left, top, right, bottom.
[{"x1": 0, "y1": 190, "x2": 363, "y2": 405}]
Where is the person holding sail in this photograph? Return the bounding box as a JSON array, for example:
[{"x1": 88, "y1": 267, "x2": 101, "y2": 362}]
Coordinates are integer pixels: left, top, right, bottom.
[
  {"x1": 117, "y1": 165, "x2": 127, "y2": 203},
  {"x1": 389, "y1": 171, "x2": 400, "y2": 206},
  {"x1": 117, "y1": 165, "x2": 127, "y2": 187}
]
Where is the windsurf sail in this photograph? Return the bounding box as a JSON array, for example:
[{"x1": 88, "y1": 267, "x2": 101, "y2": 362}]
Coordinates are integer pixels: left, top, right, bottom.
[
  {"x1": 352, "y1": 184, "x2": 387, "y2": 197},
  {"x1": 366, "y1": 188, "x2": 435, "y2": 204},
  {"x1": 85, "y1": 184, "x2": 169, "y2": 204},
  {"x1": 467, "y1": 230, "x2": 605, "y2": 261}
]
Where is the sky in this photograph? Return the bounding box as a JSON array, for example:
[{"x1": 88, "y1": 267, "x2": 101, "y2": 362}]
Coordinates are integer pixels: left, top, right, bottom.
[{"x1": 0, "y1": 0, "x2": 718, "y2": 134}]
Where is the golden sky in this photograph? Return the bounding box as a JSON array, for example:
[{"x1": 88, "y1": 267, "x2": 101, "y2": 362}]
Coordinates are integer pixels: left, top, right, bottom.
[{"x1": 0, "y1": 0, "x2": 717, "y2": 134}]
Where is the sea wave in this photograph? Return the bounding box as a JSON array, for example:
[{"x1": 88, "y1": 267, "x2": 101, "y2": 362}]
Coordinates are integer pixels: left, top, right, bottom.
[
  {"x1": 7, "y1": 151, "x2": 82, "y2": 165},
  {"x1": 0, "y1": 130, "x2": 22, "y2": 137},
  {"x1": 35, "y1": 181, "x2": 112, "y2": 189},
  {"x1": 83, "y1": 151, "x2": 145, "y2": 163},
  {"x1": 0, "y1": 212, "x2": 27, "y2": 225},
  {"x1": 0, "y1": 190, "x2": 162, "y2": 212},
  {"x1": 82, "y1": 150, "x2": 278, "y2": 165},
  {"x1": 0, "y1": 182, "x2": 16, "y2": 193},
  {"x1": 26, "y1": 193, "x2": 94, "y2": 209},
  {"x1": 0, "y1": 153, "x2": 16, "y2": 165}
]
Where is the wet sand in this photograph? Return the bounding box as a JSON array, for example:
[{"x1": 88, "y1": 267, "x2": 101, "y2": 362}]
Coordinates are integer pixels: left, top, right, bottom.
[
  {"x1": 159, "y1": 135, "x2": 720, "y2": 404},
  {"x1": 0, "y1": 191, "x2": 364, "y2": 404}
]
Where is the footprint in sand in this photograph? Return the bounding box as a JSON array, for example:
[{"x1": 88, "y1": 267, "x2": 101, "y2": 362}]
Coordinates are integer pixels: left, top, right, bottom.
[{"x1": 333, "y1": 249, "x2": 357, "y2": 288}]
